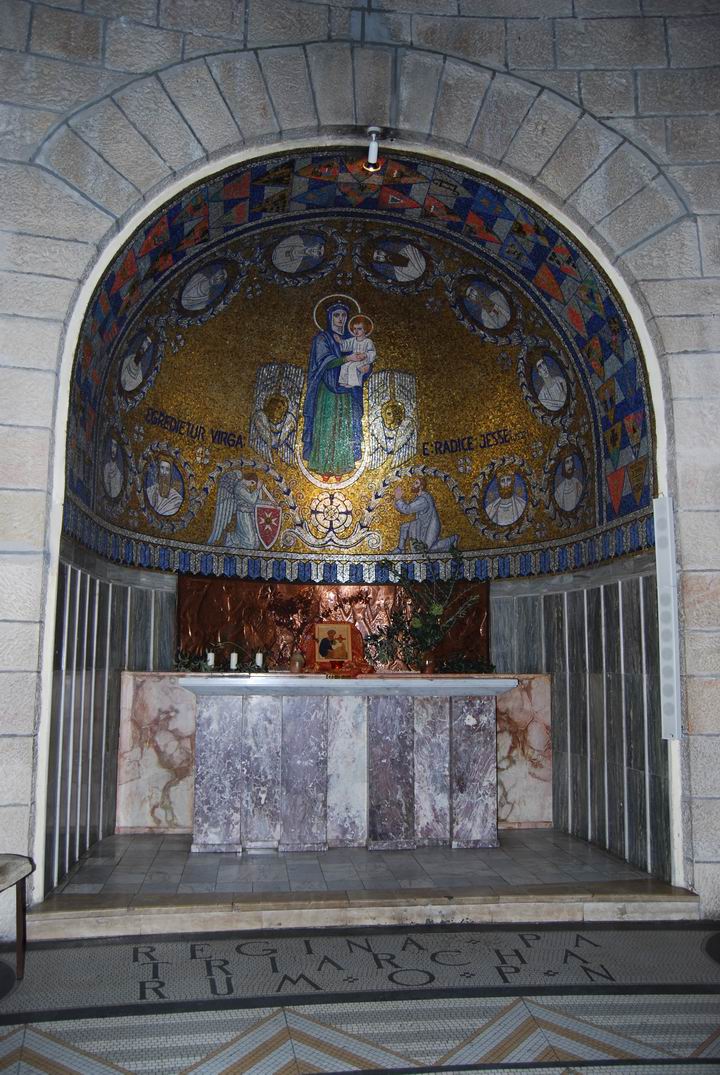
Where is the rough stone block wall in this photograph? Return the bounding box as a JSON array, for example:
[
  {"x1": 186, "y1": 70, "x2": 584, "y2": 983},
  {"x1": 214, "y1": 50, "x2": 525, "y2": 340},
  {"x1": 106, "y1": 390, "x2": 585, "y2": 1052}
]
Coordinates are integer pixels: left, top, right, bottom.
[{"x1": 0, "y1": 0, "x2": 718, "y2": 927}]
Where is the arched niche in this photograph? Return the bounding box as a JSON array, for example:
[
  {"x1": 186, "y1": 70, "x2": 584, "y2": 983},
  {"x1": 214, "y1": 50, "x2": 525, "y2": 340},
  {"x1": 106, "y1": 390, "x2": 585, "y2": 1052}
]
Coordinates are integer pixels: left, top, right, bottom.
[{"x1": 44, "y1": 144, "x2": 671, "y2": 898}]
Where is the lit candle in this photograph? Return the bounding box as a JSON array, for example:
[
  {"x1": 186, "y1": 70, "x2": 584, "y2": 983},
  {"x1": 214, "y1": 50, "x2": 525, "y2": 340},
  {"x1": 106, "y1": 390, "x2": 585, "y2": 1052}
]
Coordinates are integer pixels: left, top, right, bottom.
[
  {"x1": 230, "y1": 652, "x2": 238, "y2": 671},
  {"x1": 255, "y1": 651, "x2": 263, "y2": 669},
  {"x1": 206, "y1": 651, "x2": 215, "y2": 668}
]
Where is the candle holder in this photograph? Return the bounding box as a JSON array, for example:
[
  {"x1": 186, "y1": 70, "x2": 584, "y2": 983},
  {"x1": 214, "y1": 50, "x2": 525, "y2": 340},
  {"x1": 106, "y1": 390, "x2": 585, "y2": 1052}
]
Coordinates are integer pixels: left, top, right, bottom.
[{"x1": 174, "y1": 642, "x2": 269, "y2": 673}]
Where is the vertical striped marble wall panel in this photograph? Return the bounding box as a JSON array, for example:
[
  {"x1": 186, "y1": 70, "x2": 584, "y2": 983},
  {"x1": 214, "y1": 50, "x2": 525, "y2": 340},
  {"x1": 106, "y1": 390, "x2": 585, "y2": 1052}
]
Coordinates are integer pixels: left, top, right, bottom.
[
  {"x1": 102, "y1": 583, "x2": 129, "y2": 845},
  {"x1": 491, "y1": 595, "x2": 545, "y2": 674},
  {"x1": 154, "y1": 589, "x2": 177, "y2": 671},
  {"x1": 45, "y1": 562, "x2": 68, "y2": 893},
  {"x1": 127, "y1": 587, "x2": 153, "y2": 672},
  {"x1": 543, "y1": 592, "x2": 569, "y2": 835},
  {"x1": 586, "y1": 586, "x2": 606, "y2": 849},
  {"x1": 490, "y1": 596, "x2": 515, "y2": 673},
  {"x1": 603, "y1": 582, "x2": 625, "y2": 860},
  {"x1": 566, "y1": 589, "x2": 588, "y2": 841},
  {"x1": 491, "y1": 557, "x2": 668, "y2": 881},
  {"x1": 642, "y1": 577, "x2": 671, "y2": 881},
  {"x1": 44, "y1": 540, "x2": 177, "y2": 894}
]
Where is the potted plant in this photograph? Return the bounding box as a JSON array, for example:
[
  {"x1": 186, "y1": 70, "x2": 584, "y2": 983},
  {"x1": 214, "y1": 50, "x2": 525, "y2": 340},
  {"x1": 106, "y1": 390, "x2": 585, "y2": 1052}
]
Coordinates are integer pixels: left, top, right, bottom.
[{"x1": 364, "y1": 549, "x2": 493, "y2": 673}]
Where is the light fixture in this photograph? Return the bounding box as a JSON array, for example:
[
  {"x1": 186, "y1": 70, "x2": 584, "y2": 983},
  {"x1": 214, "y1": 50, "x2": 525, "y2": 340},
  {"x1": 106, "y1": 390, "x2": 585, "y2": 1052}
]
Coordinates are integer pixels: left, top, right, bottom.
[{"x1": 363, "y1": 126, "x2": 382, "y2": 172}]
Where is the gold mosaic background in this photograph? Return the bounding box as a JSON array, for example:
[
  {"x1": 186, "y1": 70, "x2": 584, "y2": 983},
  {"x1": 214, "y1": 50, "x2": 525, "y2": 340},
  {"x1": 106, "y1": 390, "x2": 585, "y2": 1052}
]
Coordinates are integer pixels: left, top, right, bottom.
[{"x1": 96, "y1": 218, "x2": 594, "y2": 559}]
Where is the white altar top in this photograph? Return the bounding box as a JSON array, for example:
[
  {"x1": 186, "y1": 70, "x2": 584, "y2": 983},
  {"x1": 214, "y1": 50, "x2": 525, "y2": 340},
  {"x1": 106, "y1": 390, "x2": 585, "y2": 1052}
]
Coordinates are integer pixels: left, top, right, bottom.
[{"x1": 180, "y1": 673, "x2": 519, "y2": 698}]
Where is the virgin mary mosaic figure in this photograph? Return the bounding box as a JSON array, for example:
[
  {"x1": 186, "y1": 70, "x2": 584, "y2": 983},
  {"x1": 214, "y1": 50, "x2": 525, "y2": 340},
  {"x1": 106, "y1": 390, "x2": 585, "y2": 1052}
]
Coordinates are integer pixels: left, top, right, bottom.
[{"x1": 302, "y1": 298, "x2": 369, "y2": 477}]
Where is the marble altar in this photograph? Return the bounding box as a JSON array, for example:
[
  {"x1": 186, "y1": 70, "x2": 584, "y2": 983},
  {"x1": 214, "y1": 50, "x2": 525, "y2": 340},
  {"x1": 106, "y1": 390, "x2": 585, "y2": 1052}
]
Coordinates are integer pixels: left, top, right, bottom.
[
  {"x1": 117, "y1": 673, "x2": 552, "y2": 845},
  {"x1": 186, "y1": 675, "x2": 513, "y2": 852}
]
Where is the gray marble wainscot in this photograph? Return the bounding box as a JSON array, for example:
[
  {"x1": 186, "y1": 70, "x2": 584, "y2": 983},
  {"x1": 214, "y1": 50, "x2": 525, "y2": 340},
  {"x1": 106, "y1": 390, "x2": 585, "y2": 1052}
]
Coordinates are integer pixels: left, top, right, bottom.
[
  {"x1": 242, "y1": 694, "x2": 282, "y2": 849},
  {"x1": 280, "y1": 695, "x2": 328, "y2": 851},
  {"x1": 451, "y1": 696, "x2": 498, "y2": 847},
  {"x1": 368, "y1": 694, "x2": 415, "y2": 849},
  {"x1": 414, "y1": 696, "x2": 450, "y2": 843},
  {"x1": 192, "y1": 696, "x2": 242, "y2": 852},
  {"x1": 327, "y1": 695, "x2": 367, "y2": 847}
]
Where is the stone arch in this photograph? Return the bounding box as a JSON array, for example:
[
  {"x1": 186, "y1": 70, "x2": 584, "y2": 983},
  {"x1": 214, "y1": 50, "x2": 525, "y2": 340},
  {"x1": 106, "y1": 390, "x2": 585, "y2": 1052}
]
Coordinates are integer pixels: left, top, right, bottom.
[
  {"x1": 30, "y1": 45, "x2": 688, "y2": 514},
  {"x1": 31, "y1": 46, "x2": 689, "y2": 271},
  {"x1": 32, "y1": 128, "x2": 674, "y2": 885},
  {"x1": 3, "y1": 33, "x2": 713, "y2": 913}
]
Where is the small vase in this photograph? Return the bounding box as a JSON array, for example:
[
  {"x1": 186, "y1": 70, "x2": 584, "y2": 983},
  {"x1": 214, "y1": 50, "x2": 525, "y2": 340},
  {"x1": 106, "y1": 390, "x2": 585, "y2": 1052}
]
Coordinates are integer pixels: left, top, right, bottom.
[{"x1": 289, "y1": 651, "x2": 305, "y2": 674}]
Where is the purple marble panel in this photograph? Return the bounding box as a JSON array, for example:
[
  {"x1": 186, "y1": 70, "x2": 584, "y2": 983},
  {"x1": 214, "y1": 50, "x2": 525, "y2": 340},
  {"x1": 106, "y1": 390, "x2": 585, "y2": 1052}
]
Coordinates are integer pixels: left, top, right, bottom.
[
  {"x1": 280, "y1": 695, "x2": 328, "y2": 851},
  {"x1": 242, "y1": 694, "x2": 282, "y2": 848},
  {"x1": 414, "y1": 697, "x2": 450, "y2": 843},
  {"x1": 327, "y1": 695, "x2": 367, "y2": 847},
  {"x1": 193, "y1": 697, "x2": 242, "y2": 851},
  {"x1": 368, "y1": 694, "x2": 415, "y2": 849},
  {"x1": 451, "y1": 696, "x2": 497, "y2": 848}
]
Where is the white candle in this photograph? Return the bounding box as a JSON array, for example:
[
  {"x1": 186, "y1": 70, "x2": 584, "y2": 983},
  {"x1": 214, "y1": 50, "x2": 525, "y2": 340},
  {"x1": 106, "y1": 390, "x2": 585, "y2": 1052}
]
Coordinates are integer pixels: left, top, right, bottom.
[
  {"x1": 255, "y1": 651, "x2": 263, "y2": 668},
  {"x1": 230, "y1": 652, "x2": 238, "y2": 671},
  {"x1": 206, "y1": 651, "x2": 215, "y2": 668}
]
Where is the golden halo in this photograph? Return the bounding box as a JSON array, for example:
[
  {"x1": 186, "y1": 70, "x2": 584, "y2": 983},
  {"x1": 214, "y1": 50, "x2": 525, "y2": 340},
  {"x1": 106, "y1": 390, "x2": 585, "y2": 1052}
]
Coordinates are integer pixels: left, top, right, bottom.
[
  {"x1": 148, "y1": 452, "x2": 176, "y2": 475},
  {"x1": 312, "y1": 293, "x2": 361, "y2": 331},
  {"x1": 348, "y1": 312, "x2": 374, "y2": 335},
  {"x1": 381, "y1": 399, "x2": 405, "y2": 430}
]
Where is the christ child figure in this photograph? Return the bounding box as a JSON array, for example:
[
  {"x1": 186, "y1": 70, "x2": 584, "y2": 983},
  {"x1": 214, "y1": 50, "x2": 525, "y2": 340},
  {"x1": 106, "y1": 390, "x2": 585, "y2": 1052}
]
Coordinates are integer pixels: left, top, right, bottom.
[{"x1": 338, "y1": 314, "x2": 377, "y2": 388}]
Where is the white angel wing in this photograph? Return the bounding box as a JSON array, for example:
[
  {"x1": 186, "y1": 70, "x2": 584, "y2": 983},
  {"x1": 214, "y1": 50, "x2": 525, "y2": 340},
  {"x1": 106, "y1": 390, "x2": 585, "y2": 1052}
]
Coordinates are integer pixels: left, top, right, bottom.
[
  {"x1": 368, "y1": 368, "x2": 389, "y2": 410},
  {"x1": 208, "y1": 472, "x2": 237, "y2": 545},
  {"x1": 276, "y1": 409, "x2": 297, "y2": 464},
  {"x1": 395, "y1": 371, "x2": 417, "y2": 409},
  {"x1": 249, "y1": 409, "x2": 273, "y2": 462},
  {"x1": 368, "y1": 412, "x2": 390, "y2": 471},
  {"x1": 282, "y1": 363, "x2": 305, "y2": 395},
  {"x1": 392, "y1": 416, "x2": 417, "y2": 467}
]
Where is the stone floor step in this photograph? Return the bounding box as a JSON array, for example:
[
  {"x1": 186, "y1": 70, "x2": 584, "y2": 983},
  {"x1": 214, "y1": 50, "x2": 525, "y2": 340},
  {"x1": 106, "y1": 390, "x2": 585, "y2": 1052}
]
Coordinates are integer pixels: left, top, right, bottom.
[{"x1": 28, "y1": 880, "x2": 699, "y2": 940}]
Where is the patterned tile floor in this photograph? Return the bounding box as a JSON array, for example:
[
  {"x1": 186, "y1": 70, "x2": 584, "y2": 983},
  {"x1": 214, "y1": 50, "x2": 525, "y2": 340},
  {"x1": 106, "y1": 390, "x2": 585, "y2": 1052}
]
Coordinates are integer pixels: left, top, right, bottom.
[
  {"x1": 53, "y1": 829, "x2": 650, "y2": 898},
  {"x1": 3, "y1": 833, "x2": 712, "y2": 1072},
  {"x1": 1, "y1": 978, "x2": 719, "y2": 1073}
]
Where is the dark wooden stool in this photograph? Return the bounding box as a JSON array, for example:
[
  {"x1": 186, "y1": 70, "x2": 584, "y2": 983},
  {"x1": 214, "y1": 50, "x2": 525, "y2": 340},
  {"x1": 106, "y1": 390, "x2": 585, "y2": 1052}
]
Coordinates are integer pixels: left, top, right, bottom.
[{"x1": 0, "y1": 855, "x2": 33, "y2": 980}]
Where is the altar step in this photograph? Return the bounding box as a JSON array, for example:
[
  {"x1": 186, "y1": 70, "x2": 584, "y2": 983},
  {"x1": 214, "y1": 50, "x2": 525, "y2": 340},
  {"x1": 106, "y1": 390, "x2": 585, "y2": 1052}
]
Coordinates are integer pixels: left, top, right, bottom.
[{"x1": 29, "y1": 880, "x2": 699, "y2": 941}]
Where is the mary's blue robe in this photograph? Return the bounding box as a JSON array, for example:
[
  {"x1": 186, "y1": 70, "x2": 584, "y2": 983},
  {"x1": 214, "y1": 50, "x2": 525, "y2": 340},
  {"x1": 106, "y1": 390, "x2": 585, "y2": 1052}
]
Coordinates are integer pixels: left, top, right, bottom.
[{"x1": 302, "y1": 306, "x2": 364, "y2": 475}]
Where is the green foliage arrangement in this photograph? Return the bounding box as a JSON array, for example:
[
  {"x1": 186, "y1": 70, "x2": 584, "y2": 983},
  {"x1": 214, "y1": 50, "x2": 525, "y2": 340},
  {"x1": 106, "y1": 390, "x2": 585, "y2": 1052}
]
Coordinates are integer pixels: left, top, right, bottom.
[
  {"x1": 364, "y1": 549, "x2": 492, "y2": 672},
  {"x1": 174, "y1": 650, "x2": 211, "y2": 672}
]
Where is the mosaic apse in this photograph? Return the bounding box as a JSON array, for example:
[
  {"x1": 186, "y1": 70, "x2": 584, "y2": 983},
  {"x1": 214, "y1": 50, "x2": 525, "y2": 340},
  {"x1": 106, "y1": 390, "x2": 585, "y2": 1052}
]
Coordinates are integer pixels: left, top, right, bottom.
[{"x1": 64, "y1": 151, "x2": 655, "y2": 581}]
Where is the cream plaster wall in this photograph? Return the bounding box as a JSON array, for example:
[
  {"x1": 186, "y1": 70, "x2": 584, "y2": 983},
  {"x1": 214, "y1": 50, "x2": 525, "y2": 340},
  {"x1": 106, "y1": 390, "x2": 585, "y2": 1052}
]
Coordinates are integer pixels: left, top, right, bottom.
[{"x1": 0, "y1": 0, "x2": 719, "y2": 929}]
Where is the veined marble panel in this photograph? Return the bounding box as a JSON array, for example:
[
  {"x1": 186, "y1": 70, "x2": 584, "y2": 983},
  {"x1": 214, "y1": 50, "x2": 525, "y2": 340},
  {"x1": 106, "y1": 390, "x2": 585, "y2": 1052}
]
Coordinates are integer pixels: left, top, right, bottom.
[
  {"x1": 451, "y1": 696, "x2": 497, "y2": 847},
  {"x1": 497, "y1": 676, "x2": 552, "y2": 828},
  {"x1": 280, "y1": 695, "x2": 327, "y2": 851},
  {"x1": 193, "y1": 697, "x2": 243, "y2": 851},
  {"x1": 368, "y1": 694, "x2": 415, "y2": 849},
  {"x1": 327, "y1": 695, "x2": 367, "y2": 846},
  {"x1": 116, "y1": 674, "x2": 196, "y2": 832},
  {"x1": 414, "y1": 696, "x2": 450, "y2": 843},
  {"x1": 242, "y1": 694, "x2": 282, "y2": 848},
  {"x1": 118, "y1": 674, "x2": 549, "y2": 844}
]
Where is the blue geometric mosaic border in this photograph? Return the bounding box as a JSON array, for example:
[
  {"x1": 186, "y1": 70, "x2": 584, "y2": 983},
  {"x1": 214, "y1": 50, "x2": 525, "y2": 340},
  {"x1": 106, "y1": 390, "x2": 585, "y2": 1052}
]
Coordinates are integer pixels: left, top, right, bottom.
[{"x1": 64, "y1": 500, "x2": 654, "y2": 582}]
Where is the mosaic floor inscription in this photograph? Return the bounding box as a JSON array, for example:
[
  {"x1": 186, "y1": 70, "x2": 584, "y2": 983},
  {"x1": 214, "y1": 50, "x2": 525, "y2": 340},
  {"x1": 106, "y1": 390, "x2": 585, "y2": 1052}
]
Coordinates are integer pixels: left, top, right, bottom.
[
  {"x1": 1, "y1": 924, "x2": 718, "y2": 1072},
  {"x1": 1, "y1": 925, "x2": 718, "y2": 1020}
]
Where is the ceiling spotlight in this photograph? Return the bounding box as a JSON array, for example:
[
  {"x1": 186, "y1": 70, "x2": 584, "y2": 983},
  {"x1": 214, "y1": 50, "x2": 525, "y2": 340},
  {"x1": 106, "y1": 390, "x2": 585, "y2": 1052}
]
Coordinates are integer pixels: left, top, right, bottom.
[{"x1": 363, "y1": 126, "x2": 382, "y2": 172}]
